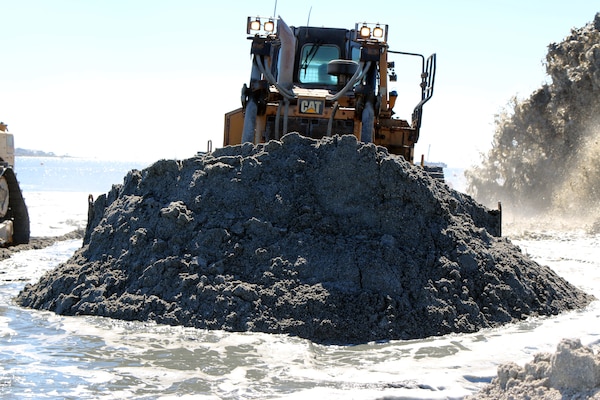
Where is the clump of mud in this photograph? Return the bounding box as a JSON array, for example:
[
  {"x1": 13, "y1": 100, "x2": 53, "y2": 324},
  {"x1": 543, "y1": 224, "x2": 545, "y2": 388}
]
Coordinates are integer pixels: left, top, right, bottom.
[
  {"x1": 466, "y1": 13, "x2": 600, "y2": 226},
  {"x1": 468, "y1": 338, "x2": 600, "y2": 399},
  {"x1": 16, "y1": 134, "x2": 593, "y2": 344}
]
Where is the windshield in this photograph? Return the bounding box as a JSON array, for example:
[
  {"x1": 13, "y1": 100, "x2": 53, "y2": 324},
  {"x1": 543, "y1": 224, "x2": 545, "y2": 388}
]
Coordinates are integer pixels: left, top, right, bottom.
[{"x1": 298, "y1": 44, "x2": 340, "y2": 85}]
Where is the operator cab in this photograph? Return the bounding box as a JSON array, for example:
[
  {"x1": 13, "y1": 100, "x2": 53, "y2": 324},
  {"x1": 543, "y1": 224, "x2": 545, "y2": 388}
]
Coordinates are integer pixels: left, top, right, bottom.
[{"x1": 293, "y1": 27, "x2": 357, "y2": 89}]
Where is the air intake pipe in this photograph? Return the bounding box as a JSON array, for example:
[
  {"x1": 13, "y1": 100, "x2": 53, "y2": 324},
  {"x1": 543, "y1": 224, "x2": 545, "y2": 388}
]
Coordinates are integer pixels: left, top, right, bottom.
[
  {"x1": 277, "y1": 18, "x2": 296, "y2": 91},
  {"x1": 241, "y1": 61, "x2": 262, "y2": 143}
]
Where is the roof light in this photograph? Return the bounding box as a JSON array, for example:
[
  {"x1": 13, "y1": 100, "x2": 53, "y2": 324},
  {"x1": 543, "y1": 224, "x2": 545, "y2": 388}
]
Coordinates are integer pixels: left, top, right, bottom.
[
  {"x1": 264, "y1": 19, "x2": 275, "y2": 32},
  {"x1": 359, "y1": 24, "x2": 371, "y2": 38},
  {"x1": 355, "y1": 22, "x2": 388, "y2": 42},
  {"x1": 248, "y1": 18, "x2": 261, "y2": 33},
  {"x1": 247, "y1": 16, "x2": 277, "y2": 36}
]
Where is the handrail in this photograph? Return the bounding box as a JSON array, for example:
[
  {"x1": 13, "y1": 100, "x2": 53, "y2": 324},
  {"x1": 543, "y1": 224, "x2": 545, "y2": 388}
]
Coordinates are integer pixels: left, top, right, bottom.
[{"x1": 388, "y1": 51, "x2": 436, "y2": 130}]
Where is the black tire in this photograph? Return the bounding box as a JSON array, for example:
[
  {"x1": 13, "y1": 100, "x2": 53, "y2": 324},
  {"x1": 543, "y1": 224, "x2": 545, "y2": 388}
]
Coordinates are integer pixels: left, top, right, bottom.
[{"x1": 1, "y1": 168, "x2": 30, "y2": 245}]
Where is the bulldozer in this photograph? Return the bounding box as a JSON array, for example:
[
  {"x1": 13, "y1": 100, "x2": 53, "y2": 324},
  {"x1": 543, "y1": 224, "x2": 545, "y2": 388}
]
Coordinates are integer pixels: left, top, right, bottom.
[
  {"x1": 223, "y1": 16, "x2": 436, "y2": 166},
  {"x1": 222, "y1": 17, "x2": 502, "y2": 236},
  {"x1": 0, "y1": 122, "x2": 30, "y2": 245}
]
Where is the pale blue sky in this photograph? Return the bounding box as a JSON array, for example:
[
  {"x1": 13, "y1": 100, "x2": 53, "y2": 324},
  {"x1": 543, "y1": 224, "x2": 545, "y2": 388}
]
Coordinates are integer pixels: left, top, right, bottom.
[{"x1": 1, "y1": 1, "x2": 598, "y2": 166}]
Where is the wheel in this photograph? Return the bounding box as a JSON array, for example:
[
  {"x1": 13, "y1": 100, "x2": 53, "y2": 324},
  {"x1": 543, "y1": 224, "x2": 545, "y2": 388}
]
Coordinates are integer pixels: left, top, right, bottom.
[{"x1": 0, "y1": 176, "x2": 9, "y2": 219}]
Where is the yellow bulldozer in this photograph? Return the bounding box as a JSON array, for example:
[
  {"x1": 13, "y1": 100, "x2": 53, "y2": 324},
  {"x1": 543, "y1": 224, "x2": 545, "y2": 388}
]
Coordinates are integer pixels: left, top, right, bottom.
[
  {"x1": 0, "y1": 122, "x2": 30, "y2": 245},
  {"x1": 224, "y1": 16, "x2": 436, "y2": 165},
  {"x1": 222, "y1": 17, "x2": 502, "y2": 235}
]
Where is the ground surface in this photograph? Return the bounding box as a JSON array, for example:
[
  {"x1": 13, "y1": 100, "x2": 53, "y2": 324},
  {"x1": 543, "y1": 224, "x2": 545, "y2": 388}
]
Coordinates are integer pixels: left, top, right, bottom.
[{"x1": 0, "y1": 229, "x2": 83, "y2": 261}]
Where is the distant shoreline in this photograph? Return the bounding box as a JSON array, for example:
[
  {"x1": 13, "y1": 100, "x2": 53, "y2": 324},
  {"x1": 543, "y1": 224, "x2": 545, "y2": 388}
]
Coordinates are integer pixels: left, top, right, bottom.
[{"x1": 15, "y1": 148, "x2": 71, "y2": 158}]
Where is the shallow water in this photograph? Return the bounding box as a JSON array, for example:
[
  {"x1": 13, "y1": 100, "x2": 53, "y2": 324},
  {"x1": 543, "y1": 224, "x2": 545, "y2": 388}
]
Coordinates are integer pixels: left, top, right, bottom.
[{"x1": 1, "y1": 158, "x2": 599, "y2": 399}]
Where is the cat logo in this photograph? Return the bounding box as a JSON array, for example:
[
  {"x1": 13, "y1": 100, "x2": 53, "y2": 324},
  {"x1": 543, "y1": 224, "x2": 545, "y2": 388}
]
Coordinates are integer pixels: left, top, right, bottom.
[{"x1": 298, "y1": 98, "x2": 325, "y2": 115}]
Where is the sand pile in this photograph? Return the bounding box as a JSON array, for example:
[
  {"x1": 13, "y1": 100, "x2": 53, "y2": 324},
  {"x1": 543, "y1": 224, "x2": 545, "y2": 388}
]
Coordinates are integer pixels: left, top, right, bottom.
[
  {"x1": 16, "y1": 133, "x2": 593, "y2": 344},
  {"x1": 468, "y1": 338, "x2": 600, "y2": 399}
]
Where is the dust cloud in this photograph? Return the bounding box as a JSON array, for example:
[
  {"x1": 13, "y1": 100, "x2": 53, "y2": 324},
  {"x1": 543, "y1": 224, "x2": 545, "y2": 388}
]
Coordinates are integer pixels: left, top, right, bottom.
[{"x1": 466, "y1": 13, "x2": 600, "y2": 234}]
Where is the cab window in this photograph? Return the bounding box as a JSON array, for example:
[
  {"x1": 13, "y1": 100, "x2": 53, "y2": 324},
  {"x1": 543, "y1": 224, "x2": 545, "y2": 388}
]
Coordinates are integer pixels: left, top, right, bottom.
[
  {"x1": 351, "y1": 46, "x2": 361, "y2": 62},
  {"x1": 298, "y1": 44, "x2": 340, "y2": 85}
]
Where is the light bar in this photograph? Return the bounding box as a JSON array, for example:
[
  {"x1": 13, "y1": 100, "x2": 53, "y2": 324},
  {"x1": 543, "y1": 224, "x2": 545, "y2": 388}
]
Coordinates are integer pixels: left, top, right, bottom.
[
  {"x1": 247, "y1": 16, "x2": 277, "y2": 35},
  {"x1": 355, "y1": 22, "x2": 388, "y2": 42}
]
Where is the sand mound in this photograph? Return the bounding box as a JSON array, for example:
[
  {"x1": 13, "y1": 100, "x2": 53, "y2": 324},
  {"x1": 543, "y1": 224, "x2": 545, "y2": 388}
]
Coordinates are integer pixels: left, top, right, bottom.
[
  {"x1": 468, "y1": 338, "x2": 600, "y2": 399},
  {"x1": 15, "y1": 134, "x2": 593, "y2": 344}
]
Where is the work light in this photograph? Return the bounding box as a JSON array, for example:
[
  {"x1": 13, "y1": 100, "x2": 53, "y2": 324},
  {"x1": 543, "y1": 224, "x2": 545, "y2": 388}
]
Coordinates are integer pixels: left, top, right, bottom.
[
  {"x1": 248, "y1": 18, "x2": 261, "y2": 32},
  {"x1": 359, "y1": 25, "x2": 371, "y2": 38},
  {"x1": 373, "y1": 25, "x2": 384, "y2": 38},
  {"x1": 264, "y1": 19, "x2": 275, "y2": 32},
  {"x1": 355, "y1": 22, "x2": 388, "y2": 42}
]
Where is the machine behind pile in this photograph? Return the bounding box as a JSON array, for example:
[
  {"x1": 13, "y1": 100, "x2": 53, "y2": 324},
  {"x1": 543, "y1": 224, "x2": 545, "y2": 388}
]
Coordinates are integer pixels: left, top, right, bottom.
[
  {"x1": 224, "y1": 17, "x2": 436, "y2": 164},
  {"x1": 223, "y1": 16, "x2": 501, "y2": 234},
  {"x1": 0, "y1": 122, "x2": 30, "y2": 245}
]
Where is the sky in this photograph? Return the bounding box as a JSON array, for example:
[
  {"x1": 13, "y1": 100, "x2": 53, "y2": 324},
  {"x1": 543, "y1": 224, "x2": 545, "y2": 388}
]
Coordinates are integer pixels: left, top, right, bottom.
[{"x1": 1, "y1": 1, "x2": 598, "y2": 167}]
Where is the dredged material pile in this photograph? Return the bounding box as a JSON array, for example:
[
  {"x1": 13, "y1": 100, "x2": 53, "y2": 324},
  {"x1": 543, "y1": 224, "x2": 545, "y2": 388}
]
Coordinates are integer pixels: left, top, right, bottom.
[
  {"x1": 16, "y1": 134, "x2": 593, "y2": 344},
  {"x1": 468, "y1": 339, "x2": 600, "y2": 399}
]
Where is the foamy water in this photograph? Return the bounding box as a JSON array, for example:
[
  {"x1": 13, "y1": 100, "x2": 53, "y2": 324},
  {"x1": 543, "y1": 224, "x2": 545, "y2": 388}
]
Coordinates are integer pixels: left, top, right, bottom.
[{"x1": 1, "y1": 159, "x2": 599, "y2": 399}]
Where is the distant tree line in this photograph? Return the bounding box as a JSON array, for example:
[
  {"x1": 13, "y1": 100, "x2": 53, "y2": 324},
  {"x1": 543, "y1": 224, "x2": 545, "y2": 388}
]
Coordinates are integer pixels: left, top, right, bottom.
[{"x1": 15, "y1": 148, "x2": 60, "y2": 157}]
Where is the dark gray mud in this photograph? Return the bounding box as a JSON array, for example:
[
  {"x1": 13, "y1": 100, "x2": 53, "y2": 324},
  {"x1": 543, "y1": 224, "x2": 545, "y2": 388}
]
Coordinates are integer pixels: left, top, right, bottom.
[{"x1": 16, "y1": 134, "x2": 593, "y2": 344}]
